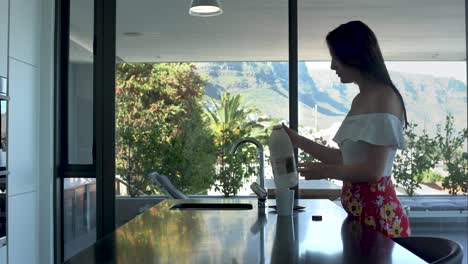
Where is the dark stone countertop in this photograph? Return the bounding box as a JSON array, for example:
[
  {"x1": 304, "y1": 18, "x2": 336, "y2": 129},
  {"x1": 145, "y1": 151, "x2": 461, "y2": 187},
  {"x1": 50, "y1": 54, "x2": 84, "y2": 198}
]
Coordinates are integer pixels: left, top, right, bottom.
[{"x1": 65, "y1": 198, "x2": 427, "y2": 264}]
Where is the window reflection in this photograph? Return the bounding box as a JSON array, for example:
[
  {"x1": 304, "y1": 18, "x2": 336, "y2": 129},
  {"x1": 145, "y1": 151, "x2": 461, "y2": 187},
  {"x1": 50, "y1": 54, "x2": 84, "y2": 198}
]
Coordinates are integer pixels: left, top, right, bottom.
[{"x1": 64, "y1": 178, "x2": 96, "y2": 260}]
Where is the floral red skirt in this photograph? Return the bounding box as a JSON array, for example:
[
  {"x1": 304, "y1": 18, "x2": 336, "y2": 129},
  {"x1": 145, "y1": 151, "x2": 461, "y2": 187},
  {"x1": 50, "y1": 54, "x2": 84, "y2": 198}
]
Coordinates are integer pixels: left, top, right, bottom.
[{"x1": 341, "y1": 176, "x2": 411, "y2": 238}]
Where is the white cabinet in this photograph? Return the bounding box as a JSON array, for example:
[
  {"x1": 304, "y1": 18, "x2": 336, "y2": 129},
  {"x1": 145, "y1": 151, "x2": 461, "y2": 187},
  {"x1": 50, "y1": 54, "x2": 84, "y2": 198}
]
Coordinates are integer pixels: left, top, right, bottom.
[
  {"x1": 8, "y1": 59, "x2": 38, "y2": 195},
  {"x1": 0, "y1": 245, "x2": 6, "y2": 264},
  {"x1": 9, "y1": 0, "x2": 41, "y2": 66},
  {"x1": 8, "y1": 192, "x2": 37, "y2": 264},
  {"x1": 0, "y1": 0, "x2": 8, "y2": 77}
]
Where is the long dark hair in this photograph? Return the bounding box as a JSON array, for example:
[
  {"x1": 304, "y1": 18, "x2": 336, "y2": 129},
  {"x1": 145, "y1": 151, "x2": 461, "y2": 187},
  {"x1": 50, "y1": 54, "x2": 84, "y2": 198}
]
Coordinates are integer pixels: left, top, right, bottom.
[{"x1": 326, "y1": 21, "x2": 408, "y2": 128}]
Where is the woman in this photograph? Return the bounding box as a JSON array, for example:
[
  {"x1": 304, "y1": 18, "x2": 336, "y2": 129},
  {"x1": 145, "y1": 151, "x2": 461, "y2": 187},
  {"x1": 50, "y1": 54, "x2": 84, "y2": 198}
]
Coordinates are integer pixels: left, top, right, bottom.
[{"x1": 283, "y1": 21, "x2": 410, "y2": 238}]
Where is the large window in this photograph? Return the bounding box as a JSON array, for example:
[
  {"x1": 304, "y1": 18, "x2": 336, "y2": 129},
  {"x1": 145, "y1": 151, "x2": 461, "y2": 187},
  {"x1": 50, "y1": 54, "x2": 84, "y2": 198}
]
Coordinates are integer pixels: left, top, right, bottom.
[
  {"x1": 59, "y1": 0, "x2": 467, "y2": 262},
  {"x1": 298, "y1": 61, "x2": 467, "y2": 193},
  {"x1": 62, "y1": 0, "x2": 96, "y2": 260},
  {"x1": 298, "y1": 1, "x2": 467, "y2": 262},
  {"x1": 114, "y1": 0, "x2": 290, "y2": 217},
  {"x1": 68, "y1": 0, "x2": 94, "y2": 165}
]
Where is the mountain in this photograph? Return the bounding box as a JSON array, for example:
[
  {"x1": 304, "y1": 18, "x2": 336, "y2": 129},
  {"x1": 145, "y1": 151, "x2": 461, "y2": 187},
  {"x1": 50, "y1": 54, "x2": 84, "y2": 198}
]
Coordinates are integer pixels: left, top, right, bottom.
[{"x1": 194, "y1": 62, "x2": 467, "y2": 134}]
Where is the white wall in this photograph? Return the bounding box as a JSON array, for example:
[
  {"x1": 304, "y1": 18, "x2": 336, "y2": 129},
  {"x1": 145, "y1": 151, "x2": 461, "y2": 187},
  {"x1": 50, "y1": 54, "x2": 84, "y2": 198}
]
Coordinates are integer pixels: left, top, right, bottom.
[
  {"x1": 7, "y1": 53, "x2": 39, "y2": 260},
  {"x1": 9, "y1": 0, "x2": 41, "y2": 66},
  {"x1": 0, "y1": 0, "x2": 8, "y2": 78},
  {"x1": 0, "y1": 245, "x2": 6, "y2": 264},
  {"x1": 7, "y1": 192, "x2": 37, "y2": 264},
  {"x1": 7, "y1": 0, "x2": 55, "y2": 263},
  {"x1": 8, "y1": 59, "x2": 39, "y2": 195},
  {"x1": 8, "y1": 34, "x2": 40, "y2": 264},
  {"x1": 0, "y1": 0, "x2": 8, "y2": 261},
  {"x1": 38, "y1": 0, "x2": 55, "y2": 262}
]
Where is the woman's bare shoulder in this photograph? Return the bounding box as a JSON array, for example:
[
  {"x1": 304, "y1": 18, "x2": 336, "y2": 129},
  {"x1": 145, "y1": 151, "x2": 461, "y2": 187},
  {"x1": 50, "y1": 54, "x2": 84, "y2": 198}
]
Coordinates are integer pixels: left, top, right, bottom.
[{"x1": 370, "y1": 85, "x2": 404, "y2": 118}]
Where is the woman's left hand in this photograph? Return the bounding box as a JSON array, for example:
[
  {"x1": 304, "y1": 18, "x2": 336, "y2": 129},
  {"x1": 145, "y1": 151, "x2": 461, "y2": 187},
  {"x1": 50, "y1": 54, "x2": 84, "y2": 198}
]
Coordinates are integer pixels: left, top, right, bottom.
[{"x1": 297, "y1": 162, "x2": 334, "y2": 180}]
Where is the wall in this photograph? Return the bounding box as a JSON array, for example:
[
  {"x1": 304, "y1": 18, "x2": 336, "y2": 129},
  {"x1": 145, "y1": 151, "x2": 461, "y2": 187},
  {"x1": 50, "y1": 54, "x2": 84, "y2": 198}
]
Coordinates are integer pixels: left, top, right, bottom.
[
  {"x1": 0, "y1": 0, "x2": 7, "y2": 78},
  {"x1": 6, "y1": 0, "x2": 55, "y2": 263},
  {"x1": 7, "y1": 0, "x2": 41, "y2": 261},
  {"x1": 0, "y1": 245, "x2": 6, "y2": 264},
  {"x1": 0, "y1": 0, "x2": 9, "y2": 261},
  {"x1": 38, "y1": 0, "x2": 55, "y2": 262}
]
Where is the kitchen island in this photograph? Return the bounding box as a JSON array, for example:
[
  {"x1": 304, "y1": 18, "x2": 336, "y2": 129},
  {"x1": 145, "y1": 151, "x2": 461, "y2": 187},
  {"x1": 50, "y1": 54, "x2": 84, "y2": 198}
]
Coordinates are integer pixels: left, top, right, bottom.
[{"x1": 65, "y1": 198, "x2": 427, "y2": 263}]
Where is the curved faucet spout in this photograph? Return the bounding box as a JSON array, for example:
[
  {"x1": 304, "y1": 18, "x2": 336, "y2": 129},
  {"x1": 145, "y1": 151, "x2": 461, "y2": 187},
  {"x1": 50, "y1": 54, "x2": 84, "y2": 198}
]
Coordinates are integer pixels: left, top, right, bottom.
[
  {"x1": 230, "y1": 137, "x2": 263, "y2": 154},
  {"x1": 230, "y1": 137, "x2": 265, "y2": 190}
]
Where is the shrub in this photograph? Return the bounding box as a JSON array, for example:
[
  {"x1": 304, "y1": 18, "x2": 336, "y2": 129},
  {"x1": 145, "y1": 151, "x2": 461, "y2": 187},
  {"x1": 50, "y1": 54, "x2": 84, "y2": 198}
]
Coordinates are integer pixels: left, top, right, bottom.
[{"x1": 393, "y1": 124, "x2": 439, "y2": 196}]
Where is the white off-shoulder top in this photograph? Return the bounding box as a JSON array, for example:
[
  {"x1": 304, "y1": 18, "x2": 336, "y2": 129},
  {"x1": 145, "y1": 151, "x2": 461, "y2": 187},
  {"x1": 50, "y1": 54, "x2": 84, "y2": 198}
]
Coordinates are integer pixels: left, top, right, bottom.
[{"x1": 332, "y1": 113, "x2": 406, "y2": 176}]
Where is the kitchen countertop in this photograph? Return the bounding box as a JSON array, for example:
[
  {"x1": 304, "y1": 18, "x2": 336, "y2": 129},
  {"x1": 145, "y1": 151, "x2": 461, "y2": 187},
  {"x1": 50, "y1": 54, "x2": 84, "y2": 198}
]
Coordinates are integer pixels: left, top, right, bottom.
[{"x1": 65, "y1": 198, "x2": 427, "y2": 264}]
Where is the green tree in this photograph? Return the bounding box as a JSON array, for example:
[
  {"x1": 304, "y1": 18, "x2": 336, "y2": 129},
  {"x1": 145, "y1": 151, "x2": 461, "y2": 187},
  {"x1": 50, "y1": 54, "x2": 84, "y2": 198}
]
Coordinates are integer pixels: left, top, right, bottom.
[
  {"x1": 116, "y1": 63, "x2": 216, "y2": 196},
  {"x1": 436, "y1": 114, "x2": 467, "y2": 164},
  {"x1": 205, "y1": 92, "x2": 262, "y2": 135},
  {"x1": 420, "y1": 170, "x2": 444, "y2": 183},
  {"x1": 393, "y1": 124, "x2": 439, "y2": 196},
  {"x1": 205, "y1": 92, "x2": 264, "y2": 197},
  {"x1": 436, "y1": 114, "x2": 468, "y2": 195},
  {"x1": 444, "y1": 153, "x2": 468, "y2": 195}
]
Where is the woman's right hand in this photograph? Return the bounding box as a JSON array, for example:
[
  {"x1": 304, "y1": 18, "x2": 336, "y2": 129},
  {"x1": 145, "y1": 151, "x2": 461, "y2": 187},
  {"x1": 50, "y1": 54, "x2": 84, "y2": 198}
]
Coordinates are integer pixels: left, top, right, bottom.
[{"x1": 282, "y1": 123, "x2": 300, "y2": 147}]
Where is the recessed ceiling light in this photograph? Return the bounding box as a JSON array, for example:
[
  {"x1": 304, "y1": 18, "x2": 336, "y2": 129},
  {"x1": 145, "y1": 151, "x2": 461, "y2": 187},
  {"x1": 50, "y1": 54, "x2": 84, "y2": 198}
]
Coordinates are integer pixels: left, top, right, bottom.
[
  {"x1": 123, "y1": 32, "x2": 143, "y2": 37},
  {"x1": 189, "y1": 0, "x2": 223, "y2": 17}
]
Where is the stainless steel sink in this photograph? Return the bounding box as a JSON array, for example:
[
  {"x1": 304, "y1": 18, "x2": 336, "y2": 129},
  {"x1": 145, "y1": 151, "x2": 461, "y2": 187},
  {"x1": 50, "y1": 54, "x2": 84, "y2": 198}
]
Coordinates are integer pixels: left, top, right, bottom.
[{"x1": 170, "y1": 203, "x2": 253, "y2": 210}]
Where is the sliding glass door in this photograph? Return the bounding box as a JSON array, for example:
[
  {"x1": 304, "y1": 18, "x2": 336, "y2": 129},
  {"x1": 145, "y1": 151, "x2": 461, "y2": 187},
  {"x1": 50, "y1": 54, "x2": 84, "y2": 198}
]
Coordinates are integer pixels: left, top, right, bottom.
[
  {"x1": 297, "y1": 0, "x2": 467, "y2": 261},
  {"x1": 55, "y1": 0, "x2": 115, "y2": 262},
  {"x1": 113, "y1": 0, "x2": 294, "y2": 228}
]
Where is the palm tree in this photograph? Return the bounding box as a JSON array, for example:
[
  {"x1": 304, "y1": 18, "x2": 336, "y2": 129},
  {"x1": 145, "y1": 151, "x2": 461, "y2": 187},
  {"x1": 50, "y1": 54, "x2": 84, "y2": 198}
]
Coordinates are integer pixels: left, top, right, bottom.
[
  {"x1": 205, "y1": 92, "x2": 265, "y2": 141},
  {"x1": 204, "y1": 92, "x2": 266, "y2": 196}
]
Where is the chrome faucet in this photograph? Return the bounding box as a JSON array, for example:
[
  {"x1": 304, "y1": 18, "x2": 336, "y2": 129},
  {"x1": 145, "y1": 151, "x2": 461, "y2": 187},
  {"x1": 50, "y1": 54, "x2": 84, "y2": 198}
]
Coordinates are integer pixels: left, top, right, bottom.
[{"x1": 230, "y1": 137, "x2": 265, "y2": 189}]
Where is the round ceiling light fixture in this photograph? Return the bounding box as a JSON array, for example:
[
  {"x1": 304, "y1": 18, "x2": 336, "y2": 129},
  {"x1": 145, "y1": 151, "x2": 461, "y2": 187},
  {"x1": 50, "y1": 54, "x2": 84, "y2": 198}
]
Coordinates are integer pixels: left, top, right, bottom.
[{"x1": 189, "y1": 0, "x2": 223, "y2": 17}]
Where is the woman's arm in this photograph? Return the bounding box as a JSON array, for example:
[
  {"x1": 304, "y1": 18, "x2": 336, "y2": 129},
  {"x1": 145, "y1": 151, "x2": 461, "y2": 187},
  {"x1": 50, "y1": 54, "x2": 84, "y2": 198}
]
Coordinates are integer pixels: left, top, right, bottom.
[
  {"x1": 298, "y1": 144, "x2": 390, "y2": 183},
  {"x1": 282, "y1": 124, "x2": 343, "y2": 165}
]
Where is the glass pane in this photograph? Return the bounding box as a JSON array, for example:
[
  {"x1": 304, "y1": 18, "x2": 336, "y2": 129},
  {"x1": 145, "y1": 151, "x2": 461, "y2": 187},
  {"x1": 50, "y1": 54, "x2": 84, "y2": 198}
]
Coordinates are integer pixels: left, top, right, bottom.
[
  {"x1": 0, "y1": 100, "x2": 6, "y2": 170},
  {"x1": 385, "y1": 61, "x2": 467, "y2": 260},
  {"x1": 64, "y1": 178, "x2": 96, "y2": 260},
  {"x1": 68, "y1": 0, "x2": 94, "y2": 164},
  {"x1": 0, "y1": 176, "x2": 5, "y2": 239},
  {"x1": 115, "y1": 0, "x2": 289, "y2": 226},
  {"x1": 0, "y1": 99, "x2": 6, "y2": 239},
  {"x1": 299, "y1": 0, "x2": 467, "y2": 261},
  {"x1": 0, "y1": 77, "x2": 6, "y2": 95}
]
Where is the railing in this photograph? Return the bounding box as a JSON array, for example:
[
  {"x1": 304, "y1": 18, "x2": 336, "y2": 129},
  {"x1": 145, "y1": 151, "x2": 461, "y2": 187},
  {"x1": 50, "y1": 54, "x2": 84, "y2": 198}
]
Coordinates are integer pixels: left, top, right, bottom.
[{"x1": 115, "y1": 177, "x2": 145, "y2": 196}]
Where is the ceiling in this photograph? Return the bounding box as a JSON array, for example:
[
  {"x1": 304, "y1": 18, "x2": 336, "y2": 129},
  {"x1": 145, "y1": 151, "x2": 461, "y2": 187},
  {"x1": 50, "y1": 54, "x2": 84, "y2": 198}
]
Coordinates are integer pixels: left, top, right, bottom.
[{"x1": 70, "y1": 0, "x2": 466, "y2": 63}]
